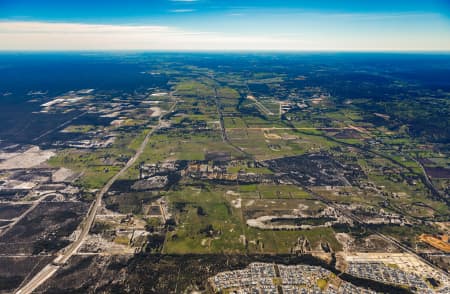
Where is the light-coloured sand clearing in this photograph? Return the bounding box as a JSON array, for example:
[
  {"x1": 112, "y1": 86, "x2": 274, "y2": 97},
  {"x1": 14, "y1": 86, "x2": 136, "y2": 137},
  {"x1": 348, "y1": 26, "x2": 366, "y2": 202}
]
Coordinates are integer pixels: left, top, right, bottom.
[
  {"x1": 0, "y1": 146, "x2": 55, "y2": 170},
  {"x1": 52, "y1": 167, "x2": 75, "y2": 182},
  {"x1": 150, "y1": 107, "x2": 162, "y2": 117}
]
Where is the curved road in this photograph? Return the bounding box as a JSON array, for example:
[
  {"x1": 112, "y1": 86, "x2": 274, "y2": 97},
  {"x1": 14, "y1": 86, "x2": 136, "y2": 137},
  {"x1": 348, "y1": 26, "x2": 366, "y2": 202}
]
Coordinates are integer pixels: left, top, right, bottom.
[{"x1": 16, "y1": 101, "x2": 177, "y2": 294}]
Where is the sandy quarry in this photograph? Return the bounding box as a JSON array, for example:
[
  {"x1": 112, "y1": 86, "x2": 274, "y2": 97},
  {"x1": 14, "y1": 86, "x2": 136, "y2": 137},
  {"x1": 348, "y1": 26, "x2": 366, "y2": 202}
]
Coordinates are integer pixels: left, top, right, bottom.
[
  {"x1": 0, "y1": 146, "x2": 55, "y2": 170},
  {"x1": 52, "y1": 167, "x2": 75, "y2": 182}
]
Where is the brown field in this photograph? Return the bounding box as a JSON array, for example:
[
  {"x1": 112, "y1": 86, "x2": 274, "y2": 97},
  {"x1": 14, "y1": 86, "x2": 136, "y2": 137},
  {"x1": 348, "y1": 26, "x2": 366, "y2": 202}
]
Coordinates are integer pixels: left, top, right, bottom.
[{"x1": 419, "y1": 234, "x2": 450, "y2": 252}]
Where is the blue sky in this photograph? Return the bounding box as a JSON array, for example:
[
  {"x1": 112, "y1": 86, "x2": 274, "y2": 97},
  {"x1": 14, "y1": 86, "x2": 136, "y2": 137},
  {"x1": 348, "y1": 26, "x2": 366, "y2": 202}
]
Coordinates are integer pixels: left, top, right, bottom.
[{"x1": 1, "y1": 0, "x2": 450, "y2": 51}]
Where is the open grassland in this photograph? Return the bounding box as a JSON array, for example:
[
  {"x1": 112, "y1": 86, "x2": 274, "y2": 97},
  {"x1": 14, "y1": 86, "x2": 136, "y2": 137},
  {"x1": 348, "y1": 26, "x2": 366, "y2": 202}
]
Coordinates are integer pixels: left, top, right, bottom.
[
  {"x1": 163, "y1": 185, "x2": 247, "y2": 254},
  {"x1": 138, "y1": 129, "x2": 240, "y2": 163},
  {"x1": 61, "y1": 124, "x2": 97, "y2": 133},
  {"x1": 227, "y1": 128, "x2": 335, "y2": 160},
  {"x1": 48, "y1": 128, "x2": 150, "y2": 189},
  {"x1": 217, "y1": 87, "x2": 240, "y2": 99},
  {"x1": 163, "y1": 183, "x2": 341, "y2": 254},
  {"x1": 175, "y1": 81, "x2": 215, "y2": 97},
  {"x1": 232, "y1": 184, "x2": 312, "y2": 199}
]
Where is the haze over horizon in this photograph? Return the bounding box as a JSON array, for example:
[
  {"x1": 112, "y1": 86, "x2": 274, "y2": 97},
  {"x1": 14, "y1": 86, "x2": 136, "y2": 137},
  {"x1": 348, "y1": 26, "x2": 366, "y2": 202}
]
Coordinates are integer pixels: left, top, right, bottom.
[{"x1": 1, "y1": 0, "x2": 450, "y2": 51}]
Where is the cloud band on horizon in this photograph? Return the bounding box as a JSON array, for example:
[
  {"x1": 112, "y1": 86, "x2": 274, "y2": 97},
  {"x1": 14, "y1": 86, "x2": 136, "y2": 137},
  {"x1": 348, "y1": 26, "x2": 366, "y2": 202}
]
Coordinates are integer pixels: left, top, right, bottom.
[{"x1": 0, "y1": 21, "x2": 449, "y2": 51}]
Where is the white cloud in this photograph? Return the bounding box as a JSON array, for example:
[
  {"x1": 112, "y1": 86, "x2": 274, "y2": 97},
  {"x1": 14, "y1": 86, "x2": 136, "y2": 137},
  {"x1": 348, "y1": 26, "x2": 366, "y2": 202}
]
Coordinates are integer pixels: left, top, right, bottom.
[
  {"x1": 0, "y1": 21, "x2": 449, "y2": 51},
  {"x1": 170, "y1": 9, "x2": 195, "y2": 13},
  {"x1": 0, "y1": 21, "x2": 310, "y2": 51}
]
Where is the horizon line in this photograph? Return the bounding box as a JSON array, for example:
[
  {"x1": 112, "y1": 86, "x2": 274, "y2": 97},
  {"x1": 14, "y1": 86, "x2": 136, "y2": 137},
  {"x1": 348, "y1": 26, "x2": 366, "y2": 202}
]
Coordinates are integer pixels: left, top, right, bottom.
[{"x1": 1, "y1": 49, "x2": 450, "y2": 54}]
